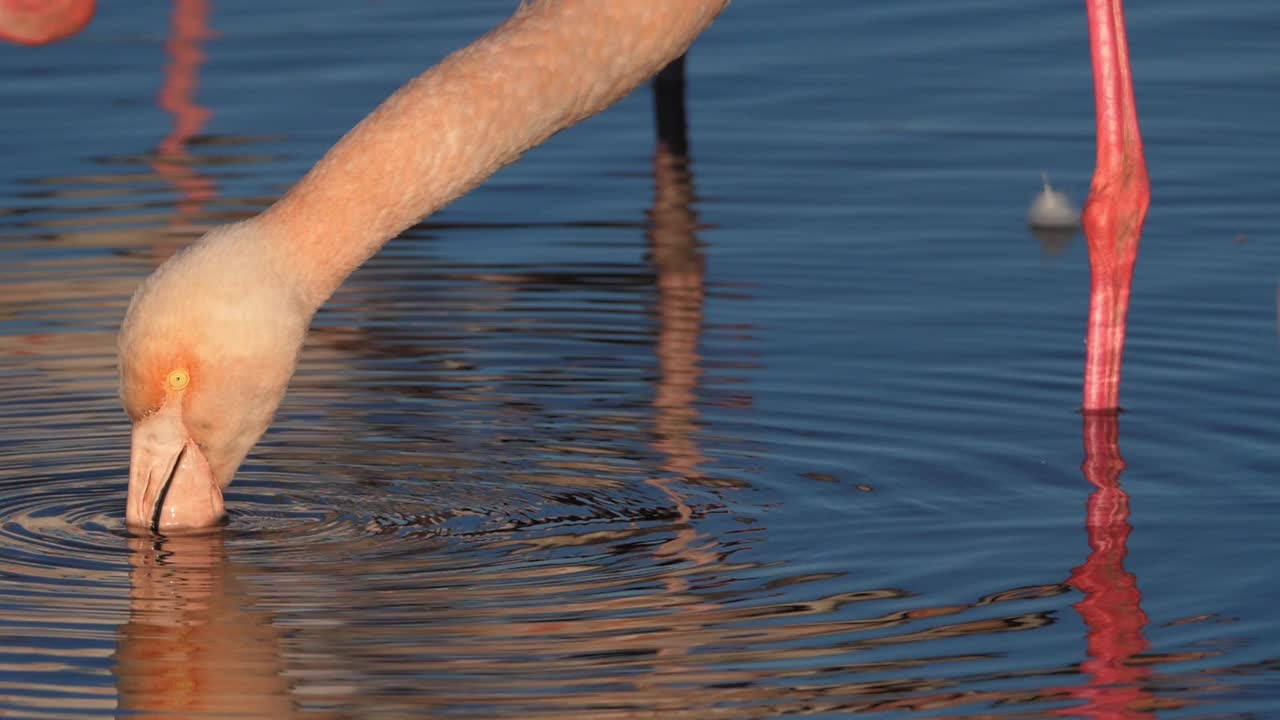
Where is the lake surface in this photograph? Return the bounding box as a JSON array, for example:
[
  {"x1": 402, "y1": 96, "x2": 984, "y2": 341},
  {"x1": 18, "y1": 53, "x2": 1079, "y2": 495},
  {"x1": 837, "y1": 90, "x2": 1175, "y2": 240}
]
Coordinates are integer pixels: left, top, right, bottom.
[{"x1": 2, "y1": 0, "x2": 1279, "y2": 717}]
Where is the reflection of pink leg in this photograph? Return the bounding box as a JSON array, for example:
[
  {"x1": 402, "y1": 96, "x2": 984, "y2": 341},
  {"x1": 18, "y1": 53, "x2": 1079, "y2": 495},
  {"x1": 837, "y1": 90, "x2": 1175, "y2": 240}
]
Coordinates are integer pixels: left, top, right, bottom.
[
  {"x1": 1082, "y1": 0, "x2": 1151, "y2": 412},
  {"x1": 154, "y1": 0, "x2": 215, "y2": 224},
  {"x1": 1062, "y1": 414, "x2": 1152, "y2": 719}
]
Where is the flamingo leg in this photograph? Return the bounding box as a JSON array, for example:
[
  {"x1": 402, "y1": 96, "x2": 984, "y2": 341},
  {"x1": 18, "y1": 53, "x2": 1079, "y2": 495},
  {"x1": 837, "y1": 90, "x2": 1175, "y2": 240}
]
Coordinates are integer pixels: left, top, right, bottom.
[
  {"x1": 652, "y1": 55, "x2": 689, "y2": 157},
  {"x1": 1082, "y1": 0, "x2": 1151, "y2": 413}
]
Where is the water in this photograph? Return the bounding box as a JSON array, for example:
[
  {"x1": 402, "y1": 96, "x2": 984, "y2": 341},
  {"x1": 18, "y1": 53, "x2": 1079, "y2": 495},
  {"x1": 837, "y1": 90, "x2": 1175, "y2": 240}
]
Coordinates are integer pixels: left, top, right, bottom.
[{"x1": 2, "y1": 0, "x2": 1279, "y2": 716}]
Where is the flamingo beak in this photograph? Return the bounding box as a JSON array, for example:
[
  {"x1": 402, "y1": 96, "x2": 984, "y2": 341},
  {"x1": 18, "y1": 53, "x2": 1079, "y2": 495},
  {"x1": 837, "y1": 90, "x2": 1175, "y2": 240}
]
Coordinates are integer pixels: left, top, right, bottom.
[{"x1": 127, "y1": 401, "x2": 225, "y2": 533}]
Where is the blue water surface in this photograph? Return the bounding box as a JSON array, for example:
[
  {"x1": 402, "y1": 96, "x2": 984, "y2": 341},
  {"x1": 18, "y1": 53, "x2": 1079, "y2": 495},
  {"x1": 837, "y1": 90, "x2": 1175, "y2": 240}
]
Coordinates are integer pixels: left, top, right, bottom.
[{"x1": 1, "y1": 1, "x2": 1278, "y2": 717}]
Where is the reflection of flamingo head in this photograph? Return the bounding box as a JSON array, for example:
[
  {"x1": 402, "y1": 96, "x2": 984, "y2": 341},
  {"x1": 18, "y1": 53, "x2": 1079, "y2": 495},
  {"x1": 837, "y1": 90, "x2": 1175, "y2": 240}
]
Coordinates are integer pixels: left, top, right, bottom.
[
  {"x1": 118, "y1": 223, "x2": 311, "y2": 533},
  {"x1": 0, "y1": 0, "x2": 95, "y2": 46}
]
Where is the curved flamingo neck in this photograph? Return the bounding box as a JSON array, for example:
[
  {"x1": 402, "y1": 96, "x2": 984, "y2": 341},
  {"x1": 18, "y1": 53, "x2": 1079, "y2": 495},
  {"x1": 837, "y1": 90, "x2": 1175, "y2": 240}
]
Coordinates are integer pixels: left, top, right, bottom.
[{"x1": 255, "y1": 0, "x2": 726, "y2": 310}]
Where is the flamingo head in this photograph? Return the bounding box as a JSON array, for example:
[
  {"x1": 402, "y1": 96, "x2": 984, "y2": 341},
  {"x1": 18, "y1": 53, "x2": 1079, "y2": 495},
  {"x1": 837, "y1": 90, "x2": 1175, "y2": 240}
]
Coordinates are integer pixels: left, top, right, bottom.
[{"x1": 118, "y1": 223, "x2": 312, "y2": 533}]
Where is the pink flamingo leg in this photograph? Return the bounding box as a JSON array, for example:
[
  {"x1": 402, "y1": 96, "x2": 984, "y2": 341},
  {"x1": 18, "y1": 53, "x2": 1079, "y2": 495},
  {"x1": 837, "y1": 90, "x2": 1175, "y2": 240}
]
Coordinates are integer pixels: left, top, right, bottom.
[{"x1": 1082, "y1": 0, "x2": 1151, "y2": 412}]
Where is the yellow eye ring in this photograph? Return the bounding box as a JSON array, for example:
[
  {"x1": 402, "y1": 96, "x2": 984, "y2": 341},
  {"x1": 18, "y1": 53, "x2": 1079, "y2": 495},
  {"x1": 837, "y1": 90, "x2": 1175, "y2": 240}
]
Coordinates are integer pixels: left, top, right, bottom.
[{"x1": 166, "y1": 368, "x2": 191, "y2": 392}]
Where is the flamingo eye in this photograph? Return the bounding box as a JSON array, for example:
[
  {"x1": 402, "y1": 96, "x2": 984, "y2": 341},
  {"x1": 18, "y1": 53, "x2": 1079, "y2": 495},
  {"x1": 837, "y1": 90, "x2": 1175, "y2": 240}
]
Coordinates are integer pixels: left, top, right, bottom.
[{"x1": 166, "y1": 368, "x2": 191, "y2": 391}]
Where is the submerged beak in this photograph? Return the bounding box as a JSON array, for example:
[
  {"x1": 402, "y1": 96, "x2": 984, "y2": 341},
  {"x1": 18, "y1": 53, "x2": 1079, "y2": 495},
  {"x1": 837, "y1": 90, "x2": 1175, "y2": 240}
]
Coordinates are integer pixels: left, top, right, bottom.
[{"x1": 127, "y1": 401, "x2": 225, "y2": 533}]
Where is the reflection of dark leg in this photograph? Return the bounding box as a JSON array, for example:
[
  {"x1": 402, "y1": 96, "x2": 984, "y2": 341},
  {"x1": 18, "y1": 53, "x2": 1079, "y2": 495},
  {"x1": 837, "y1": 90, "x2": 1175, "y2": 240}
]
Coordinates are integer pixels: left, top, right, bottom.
[
  {"x1": 641, "y1": 53, "x2": 720, "y2": 699},
  {"x1": 652, "y1": 54, "x2": 688, "y2": 157},
  {"x1": 646, "y1": 48, "x2": 707, "y2": 550},
  {"x1": 647, "y1": 142, "x2": 704, "y2": 480},
  {"x1": 647, "y1": 53, "x2": 699, "y2": 281}
]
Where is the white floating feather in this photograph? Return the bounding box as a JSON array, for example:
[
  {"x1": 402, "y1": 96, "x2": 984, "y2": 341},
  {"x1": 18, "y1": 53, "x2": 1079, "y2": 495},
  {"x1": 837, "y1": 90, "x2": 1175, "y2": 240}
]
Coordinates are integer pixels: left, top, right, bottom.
[{"x1": 1028, "y1": 171, "x2": 1080, "y2": 229}]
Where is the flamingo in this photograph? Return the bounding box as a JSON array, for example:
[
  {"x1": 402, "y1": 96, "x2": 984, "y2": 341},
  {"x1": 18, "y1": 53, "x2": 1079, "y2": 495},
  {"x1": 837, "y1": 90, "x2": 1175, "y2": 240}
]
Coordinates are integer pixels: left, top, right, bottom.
[{"x1": 114, "y1": 0, "x2": 1149, "y2": 532}]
